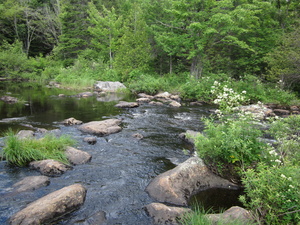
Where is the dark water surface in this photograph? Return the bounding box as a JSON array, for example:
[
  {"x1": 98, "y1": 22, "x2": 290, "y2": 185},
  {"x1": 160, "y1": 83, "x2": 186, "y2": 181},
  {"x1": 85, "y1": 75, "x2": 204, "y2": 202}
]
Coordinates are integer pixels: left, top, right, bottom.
[{"x1": 0, "y1": 82, "x2": 238, "y2": 224}]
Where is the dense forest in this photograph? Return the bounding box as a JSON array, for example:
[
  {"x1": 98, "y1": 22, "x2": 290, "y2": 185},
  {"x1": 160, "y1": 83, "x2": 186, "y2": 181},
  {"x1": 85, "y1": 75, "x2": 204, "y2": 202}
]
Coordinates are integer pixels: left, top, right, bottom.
[{"x1": 0, "y1": 0, "x2": 300, "y2": 101}]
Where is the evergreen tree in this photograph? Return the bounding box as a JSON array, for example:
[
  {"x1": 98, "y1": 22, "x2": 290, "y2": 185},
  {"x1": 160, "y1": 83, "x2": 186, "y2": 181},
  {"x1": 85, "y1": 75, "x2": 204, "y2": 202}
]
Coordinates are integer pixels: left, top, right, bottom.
[{"x1": 56, "y1": 0, "x2": 91, "y2": 66}]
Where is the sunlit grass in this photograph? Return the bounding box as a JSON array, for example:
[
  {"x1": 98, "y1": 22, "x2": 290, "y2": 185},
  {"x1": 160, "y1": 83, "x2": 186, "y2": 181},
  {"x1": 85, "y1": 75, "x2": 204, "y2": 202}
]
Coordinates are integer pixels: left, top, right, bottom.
[{"x1": 2, "y1": 129, "x2": 76, "y2": 166}]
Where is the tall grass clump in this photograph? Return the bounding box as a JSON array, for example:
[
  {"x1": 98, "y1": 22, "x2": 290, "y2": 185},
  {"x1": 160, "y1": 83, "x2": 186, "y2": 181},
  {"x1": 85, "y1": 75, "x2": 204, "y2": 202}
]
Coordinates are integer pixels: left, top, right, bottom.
[{"x1": 2, "y1": 130, "x2": 76, "y2": 166}]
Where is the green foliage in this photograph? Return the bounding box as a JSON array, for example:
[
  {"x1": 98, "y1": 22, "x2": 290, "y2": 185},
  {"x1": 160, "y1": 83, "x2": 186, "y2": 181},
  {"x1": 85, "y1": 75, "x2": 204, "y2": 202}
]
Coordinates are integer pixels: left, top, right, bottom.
[
  {"x1": 54, "y1": 55, "x2": 122, "y2": 89},
  {"x1": 240, "y1": 164, "x2": 300, "y2": 225},
  {"x1": 0, "y1": 41, "x2": 30, "y2": 78},
  {"x1": 264, "y1": 23, "x2": 300, "y2": 92},
  {"x1": 240, "y1": 115, "x2": 300, "y2": 224},
  {"x1": 3, "y1": 130, "x2": 75, "y2": 166},
  {"x1": 126, "y1": 73, "x2": 168, "y2": 95},
  {"x1": 194, "y1": 116, "x2": 267, "y2": 177}
]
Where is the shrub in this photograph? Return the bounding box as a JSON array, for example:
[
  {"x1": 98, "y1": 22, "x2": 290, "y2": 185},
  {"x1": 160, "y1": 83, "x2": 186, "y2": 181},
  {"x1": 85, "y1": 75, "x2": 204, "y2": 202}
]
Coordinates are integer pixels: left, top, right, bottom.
[
  {"x1": 2, "y1": 130, "x2": 75, "y2": 166},
  {"x1": 240, "y1": 164, "x2": 300, "y2": 224},
  {"x1": 194, "y1": 117, "x2": 267, "y2": 178}
]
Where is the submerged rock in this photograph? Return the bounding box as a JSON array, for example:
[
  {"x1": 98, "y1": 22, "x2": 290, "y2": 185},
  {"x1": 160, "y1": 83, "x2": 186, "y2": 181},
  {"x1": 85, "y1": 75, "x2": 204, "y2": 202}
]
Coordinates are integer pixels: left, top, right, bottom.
[
  {"x1": 145, "y1": 203, "x2": 191, "y2": 225},
  {"x1": 30, "y1": 159, "x2": 72, "y2": 176},
  {"x1": 146, "y1": 157, "x2": 239, "y2": 206},
  {"x1": 78, "y1": 119, "x2": 122, "y2": 136},
  {"x1": 115, "y1": 101, "x2": 139, "y2": 108},
  {"x1": 9, "y1": 183, "x2": 87, "y2": 225},
  {"x1": 12, "y1": 176, "x2": 50, "y2": 193},
  {"x1": 83, "y1": 136, "x2": 97, "y2": 145},
  {"x1": 179, "y1": 130, "x2": 200, "y2": 145},
  {"x1": 65, "y1": 146, "x2": 92, "y2": 165},
  {"x1": 169, "y1": 101, "x2": 181, "y2": 107},
  {"x1": 62, "y1": 117, "x2": 83, "y2": 125}
]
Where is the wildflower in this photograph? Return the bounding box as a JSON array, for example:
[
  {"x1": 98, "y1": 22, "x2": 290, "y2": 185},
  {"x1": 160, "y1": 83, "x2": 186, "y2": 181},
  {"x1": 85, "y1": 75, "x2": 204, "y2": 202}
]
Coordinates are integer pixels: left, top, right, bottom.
[
  {"x1": 281, "y1": 174, "x2": 287, "y2": 179},
  {"x1": 242, "y1": 90, "x2": 247, "y2": 94},
  {"x1": 275, "y1": 159, "x2": 281, "y2": 163}
]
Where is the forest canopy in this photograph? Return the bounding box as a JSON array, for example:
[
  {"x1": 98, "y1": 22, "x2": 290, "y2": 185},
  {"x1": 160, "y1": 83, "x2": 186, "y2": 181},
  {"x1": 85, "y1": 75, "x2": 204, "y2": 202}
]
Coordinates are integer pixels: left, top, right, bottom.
[{"x1": 0, "y1": 0, "x2": 299, "y2": 95}]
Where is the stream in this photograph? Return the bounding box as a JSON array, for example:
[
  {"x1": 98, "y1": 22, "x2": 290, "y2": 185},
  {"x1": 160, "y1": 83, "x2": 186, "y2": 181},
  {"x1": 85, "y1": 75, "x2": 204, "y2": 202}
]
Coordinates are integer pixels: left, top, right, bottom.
[{"x1": 0, "y1": 82, "x2": 242, "y2": 224}]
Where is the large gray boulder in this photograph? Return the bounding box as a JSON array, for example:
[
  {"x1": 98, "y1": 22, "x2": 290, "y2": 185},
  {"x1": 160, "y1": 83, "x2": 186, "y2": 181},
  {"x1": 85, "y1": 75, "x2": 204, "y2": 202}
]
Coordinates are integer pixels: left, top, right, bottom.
[
  {"x1": 65, "y1": 146, "x2": 92, "y2": 165},
  {"x1": 12, "y1": 176, "x2": 50, "y2": 193},
  {"x1": 146, "y1": 157, "x2": 239, "y2": 206},
  {"x1": 30, "y1": 159, "x2": 72, "y2": 176},
  {"x1": 94, "y1": 81, "x2": 126, "y2": 92},
  {"x1": 78, "y1": 119, "x2": 122, "y2": 136},
  {"x1": 9, "y1": 183, "x2": 87, "y2": 225},
  {"x1": 16, "y1": 130, "x2": 35, "y2": 139},
  {"x1": 145, "y1": 203, "x2": 191, "y2": 225}
]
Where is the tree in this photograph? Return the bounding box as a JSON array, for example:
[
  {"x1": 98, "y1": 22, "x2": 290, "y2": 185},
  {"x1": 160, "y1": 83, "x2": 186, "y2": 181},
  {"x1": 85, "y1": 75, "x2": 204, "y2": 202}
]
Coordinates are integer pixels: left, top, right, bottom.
[
  {"x1": 113, "y1": 2, "x2": 152, "y2": 80},
  {"x1": 265, "y1": 23, "x2": 300, "y2": 92},
  {"x1": 56, "y1": 0, "x2": 91, "y2": 66},
  {"x1": 88, "y1": 3, "x2": 123, "y2": 69}
]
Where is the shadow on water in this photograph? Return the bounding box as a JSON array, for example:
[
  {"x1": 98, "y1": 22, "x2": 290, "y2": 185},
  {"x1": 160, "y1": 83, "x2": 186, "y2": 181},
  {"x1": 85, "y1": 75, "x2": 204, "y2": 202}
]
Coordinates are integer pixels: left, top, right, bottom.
[{"x1": 0, "y1": 82, "x2": 243, "y2": 224}]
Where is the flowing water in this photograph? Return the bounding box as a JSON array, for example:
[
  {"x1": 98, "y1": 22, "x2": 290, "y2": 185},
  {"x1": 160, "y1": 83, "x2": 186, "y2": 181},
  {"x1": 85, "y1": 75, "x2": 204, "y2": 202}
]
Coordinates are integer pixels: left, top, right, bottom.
[{"x1": 0, "y1": 82, "x2": 241, "y2": 224}]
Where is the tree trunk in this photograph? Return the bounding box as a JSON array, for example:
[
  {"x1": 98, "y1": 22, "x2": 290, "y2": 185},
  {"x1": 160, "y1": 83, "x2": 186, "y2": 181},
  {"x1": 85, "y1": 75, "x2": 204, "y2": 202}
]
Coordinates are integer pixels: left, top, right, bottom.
[{"x1": 190, "y1": 55, "x2": 203, "y2": 79}]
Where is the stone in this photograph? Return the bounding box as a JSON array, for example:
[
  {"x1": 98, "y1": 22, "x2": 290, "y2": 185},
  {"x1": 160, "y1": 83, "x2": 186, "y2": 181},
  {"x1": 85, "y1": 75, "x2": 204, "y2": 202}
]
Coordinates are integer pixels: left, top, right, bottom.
[
  {"x1": 16, "y1": 130, "x2": 34, "y2": 139},
  {"x1": 84, "y1": 211, "x2": 107, "y2": 225},
  {"x1": 290, "y1": 105, "x2": 299, "y2": 111},
  {"x1": 115, "y1": 101, "x2": 139, "y2": 108},
  {"x1": 206, "y1": 206, "x2": 254, "y2": 224},
  {"x1": 94, "y1": 81, "x2": 126, "y2": 92},
  {"x1": 136, "y1": 97, "x2": 151, "y2": 103},
  {"x1": 155, "y1": 92, "x2": 171, "y2": 99},
  {"x1": 137, "y1": 93, "x2": 154, "y2": 99},
  {"x1": 77, "y1": 92, "x2": 93, "y2": 98},
  {"x1": 78, "y1": 119, "x2": 122, "y2": 136},
  {"x1": 83, "y1": 137, "x2": 97, "y2": 145},
  {"x1": 169, "y1": 101, "x2": 181, "y2": 107},
  {"x1": 149, "y1": 101, "x2": 164, "y2": 106},
  {"x1": 9, "y1": 184, "x2": 87, "y2": 225},
  {"x1": 58, "y1": 94, "x2": 65, "y2": 97},
  {"x1": 179, "y1": 130, "x2": 200, "y2": 145},
  {"x1": 62, "y1": 117, "x2": 83, "y2": 125},
  {"x1": 65, "y1": 146, "x2": 92, "y2": 165},
  {"x1": 170, "y1": 95, "x2": 180, "y2": 101},
  {"x1": 238, "y1": 104, "x2": 275, "y2": 119},
  {"x1": 30, "y1": 159, "x2": 72, "y2": 176},
  {"x1": 146, "y1": 157, "x2": 239, "y2": 206},
  {"x1": 273, "y1": 109, "x2": 290, "y2": 115},
  {"x1": 145, "y1": 203, "x2": 191, "y2": 225},
  {"x1": 190, "y1": 101, "x2": 204, "y2": 106},
  {"x1": 0, "y1": 95, "x2": 18, "y2": 103},
  {"x1": 12, "y1": 176, "x2": 50, "y2": 193},
  {"x1": 132, "y1": 133, "x2": 143, "y2": 139}
]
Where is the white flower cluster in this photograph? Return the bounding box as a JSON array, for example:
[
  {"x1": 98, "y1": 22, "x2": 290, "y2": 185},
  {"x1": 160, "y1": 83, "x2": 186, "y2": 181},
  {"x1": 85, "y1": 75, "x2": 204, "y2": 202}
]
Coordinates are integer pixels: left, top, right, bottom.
[
  {"x1": 211, "y1": 82, "x2": 247, "y2": 112},
  {"x1": 269, "y1": 146, "x2": 283, "y2": 166}
]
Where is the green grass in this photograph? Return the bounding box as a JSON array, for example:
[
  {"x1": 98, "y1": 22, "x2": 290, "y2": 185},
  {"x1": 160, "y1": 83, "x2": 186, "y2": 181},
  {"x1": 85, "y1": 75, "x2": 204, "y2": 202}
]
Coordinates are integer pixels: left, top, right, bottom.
[{"x1": 2, "y1": 130, "x2": 76, "y2": 166}]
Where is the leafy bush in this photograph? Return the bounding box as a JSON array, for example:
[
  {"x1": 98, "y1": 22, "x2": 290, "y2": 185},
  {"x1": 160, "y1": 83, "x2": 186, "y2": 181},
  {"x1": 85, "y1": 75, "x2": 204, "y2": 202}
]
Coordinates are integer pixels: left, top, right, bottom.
[
  {"x1": 239, "y1": 115, "x2": 300, "y2": 224},
  {"x1": 240, "y1": 164, "x2": 300, "y2": 224},
  {"x1": 0, "y1": 41, "x2": 31, "y2": 78},
  {"x1": 2, "y1": 130, "x2": 75, "y2": 166},
  {"x1": 194, "y1": 117, "x2": 267, "y2": 178}
]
